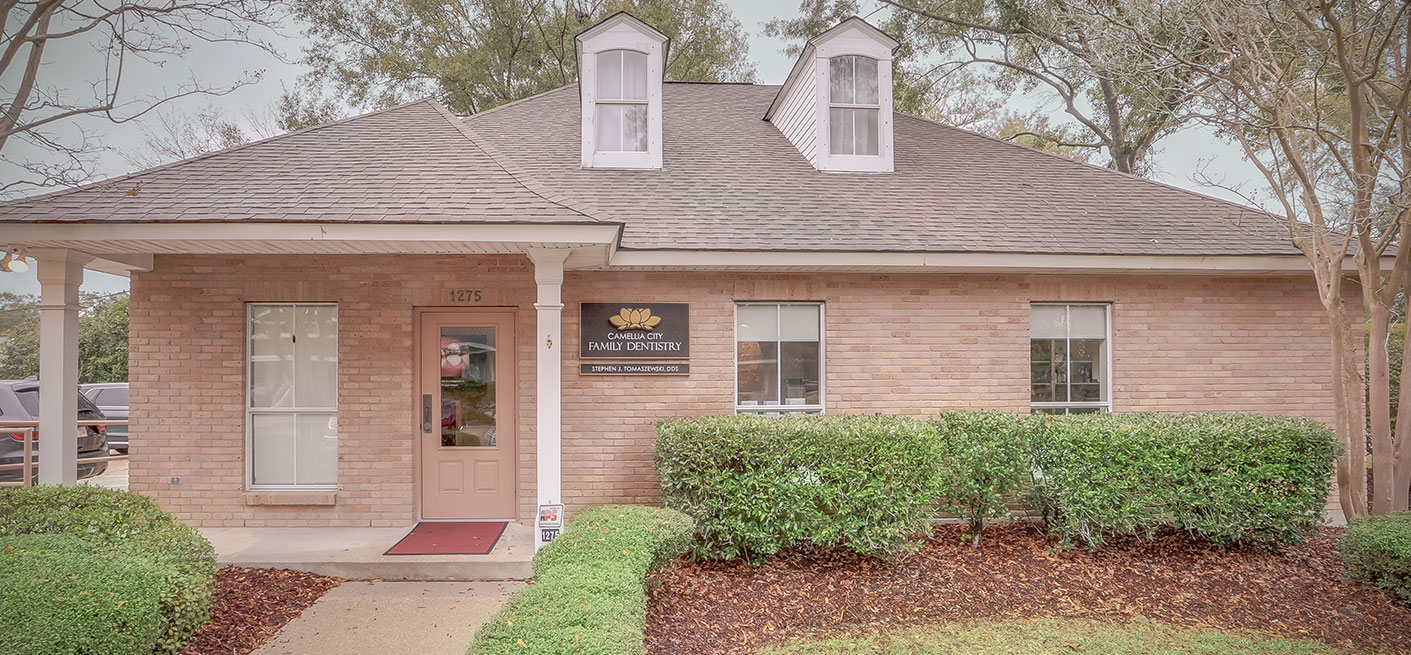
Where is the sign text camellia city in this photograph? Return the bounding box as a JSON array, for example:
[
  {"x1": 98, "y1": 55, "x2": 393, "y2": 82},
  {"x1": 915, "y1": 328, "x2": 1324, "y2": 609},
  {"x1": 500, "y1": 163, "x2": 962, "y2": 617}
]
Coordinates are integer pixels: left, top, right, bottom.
[{"x1": 579, "y1": 303, "x2": 690, "y2": 360}]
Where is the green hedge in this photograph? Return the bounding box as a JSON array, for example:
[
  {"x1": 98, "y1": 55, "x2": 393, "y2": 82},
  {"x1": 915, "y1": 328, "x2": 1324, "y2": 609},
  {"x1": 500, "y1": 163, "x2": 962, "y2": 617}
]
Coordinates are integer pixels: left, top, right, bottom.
[
  {"x1": 932, "y1": 411, "x2": 1031, "y2": 547},
  {"x1": 0, "y1": 486, "x2": 218, "y2": 653},
  {"x1": 1030, "y1": 413, "x2": 1339, "y2": 550},
  {"x1": 469, "y1": 505, "x2": 693, "y2": 655},
  {"x1": 656, "y1": 415, "x2": 942, "y2": 564},
  {"x1": 1342, "y1": 512, "x2": 1411, "y2": 605},
  {"x1": 0, "y1": 534, "x2": 167, "y2": 655}
]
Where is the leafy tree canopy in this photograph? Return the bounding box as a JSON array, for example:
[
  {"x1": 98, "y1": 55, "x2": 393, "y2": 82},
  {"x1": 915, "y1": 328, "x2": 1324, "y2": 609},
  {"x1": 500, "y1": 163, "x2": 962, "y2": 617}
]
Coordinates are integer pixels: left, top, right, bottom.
[
  {"x1": 293, "y1": 0, "x2": 758, "y2": 115},
  {"x1": 0, "y1": 293, "x2": 128, "y2": 384}
]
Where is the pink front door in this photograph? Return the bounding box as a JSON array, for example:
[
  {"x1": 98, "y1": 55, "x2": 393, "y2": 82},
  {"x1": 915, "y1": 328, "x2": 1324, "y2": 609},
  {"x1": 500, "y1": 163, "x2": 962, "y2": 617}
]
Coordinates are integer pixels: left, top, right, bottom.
[{"x1": 416, "y1": 309, "x2": 516, "y2": 520}]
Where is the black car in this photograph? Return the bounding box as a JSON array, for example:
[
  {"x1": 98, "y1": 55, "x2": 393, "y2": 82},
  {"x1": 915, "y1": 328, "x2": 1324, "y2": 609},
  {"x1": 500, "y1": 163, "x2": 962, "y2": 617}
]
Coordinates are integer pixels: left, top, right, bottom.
[
  {"x1": 81, "y1": 383, "x2": 129, "y2": 452},
  {"x1": 0, "y1": 380, "x2": 110, "y2": 483}
]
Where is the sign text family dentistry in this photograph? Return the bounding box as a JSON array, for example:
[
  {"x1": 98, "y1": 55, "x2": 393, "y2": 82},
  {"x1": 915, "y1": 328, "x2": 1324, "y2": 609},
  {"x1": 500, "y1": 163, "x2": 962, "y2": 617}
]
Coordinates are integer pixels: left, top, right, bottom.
[{"x1": 579, "y1": 303, "x2": 690, "y2": 366}]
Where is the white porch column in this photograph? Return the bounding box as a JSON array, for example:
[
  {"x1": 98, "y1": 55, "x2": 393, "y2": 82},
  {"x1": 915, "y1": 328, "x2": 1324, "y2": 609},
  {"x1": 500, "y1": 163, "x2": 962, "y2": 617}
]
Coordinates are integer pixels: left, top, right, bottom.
[
  {"x1": 34, "y1": 249, "x2": 91, "y2": 485},
  {"x1": 527, "y1": 248, "x2": 570, "y2": 549}
]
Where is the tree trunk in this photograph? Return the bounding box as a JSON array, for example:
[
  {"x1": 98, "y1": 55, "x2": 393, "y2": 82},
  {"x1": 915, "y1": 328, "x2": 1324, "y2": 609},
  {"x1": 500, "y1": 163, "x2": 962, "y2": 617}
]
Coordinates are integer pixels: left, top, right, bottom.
[
  {"x1": 1369, "y1": 300, "x2": 1395, "y2": 514},
  {"x1": 1330, "y1": 295, "x2": 1369, "y2": 520},
  {"x1": 1394, "y1": 318, "x2": 1411, "y2": 511}
]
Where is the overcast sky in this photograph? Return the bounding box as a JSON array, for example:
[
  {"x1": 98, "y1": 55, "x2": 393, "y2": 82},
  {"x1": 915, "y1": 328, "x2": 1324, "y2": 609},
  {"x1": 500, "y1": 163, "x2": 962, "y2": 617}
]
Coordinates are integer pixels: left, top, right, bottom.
[{"x1": 0, "y1": 0, "x2": 1260, "y2": 298}]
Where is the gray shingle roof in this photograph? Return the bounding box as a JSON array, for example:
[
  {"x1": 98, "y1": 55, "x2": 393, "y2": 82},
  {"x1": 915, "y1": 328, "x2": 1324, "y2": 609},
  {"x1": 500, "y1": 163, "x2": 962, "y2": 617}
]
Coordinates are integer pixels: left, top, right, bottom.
[
  {"x1": 0, "y1": 99, "x2": 594, "y2": 224},
  {"x1": 468, "y1": 83, "x2": 1297, "y2": 256},
  {"x1": 0, "y1": 83, "x2": 1300, "y2": 257}
]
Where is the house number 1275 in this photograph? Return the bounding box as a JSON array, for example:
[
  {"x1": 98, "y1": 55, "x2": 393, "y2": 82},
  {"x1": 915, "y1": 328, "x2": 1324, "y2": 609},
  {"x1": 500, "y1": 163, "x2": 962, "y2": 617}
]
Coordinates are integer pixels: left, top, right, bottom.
[{"x1": 450, "y1": 289, "x2": 483, "y2": 303}]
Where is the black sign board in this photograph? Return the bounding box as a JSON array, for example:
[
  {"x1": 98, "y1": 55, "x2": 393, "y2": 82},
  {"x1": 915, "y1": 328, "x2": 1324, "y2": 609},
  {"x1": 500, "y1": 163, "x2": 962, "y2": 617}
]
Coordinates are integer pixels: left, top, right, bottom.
[
  {"x1": 579, "y1": 303, "x2": 689, "y2": 359},
  {"x1": 580, "y1": 363, "x2": 690, "y2": 375}
]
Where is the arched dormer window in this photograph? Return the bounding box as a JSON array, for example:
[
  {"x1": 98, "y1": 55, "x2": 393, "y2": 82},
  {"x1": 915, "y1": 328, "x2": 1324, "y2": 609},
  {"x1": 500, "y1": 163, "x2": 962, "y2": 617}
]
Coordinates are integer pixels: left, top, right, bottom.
[
  {"x1": 829, "y1": 55, "x2": 880, "y2": 156},
  {"x1": 576, "y1": 13, "x2": 667, "y2": 169},
  {"x1": 595, "y1": 50, "x2": 649, "y2": 153}
]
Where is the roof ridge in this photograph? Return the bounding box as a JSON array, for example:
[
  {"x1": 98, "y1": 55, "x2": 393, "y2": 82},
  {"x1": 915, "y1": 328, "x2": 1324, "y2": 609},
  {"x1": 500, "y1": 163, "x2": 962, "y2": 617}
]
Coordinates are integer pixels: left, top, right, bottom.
[
  {"x1": 0, "y1": 98, "x2": 442, "y2": 209},
  {"x1": 429, "y1": 100, "x2": 611, "y2": 224},
  {"x1": 465, "y1": 85, "x2": 577, "y2": 122},
  {"x1": 893, "y1": 112, "x2": 1280, "y2": 224}
]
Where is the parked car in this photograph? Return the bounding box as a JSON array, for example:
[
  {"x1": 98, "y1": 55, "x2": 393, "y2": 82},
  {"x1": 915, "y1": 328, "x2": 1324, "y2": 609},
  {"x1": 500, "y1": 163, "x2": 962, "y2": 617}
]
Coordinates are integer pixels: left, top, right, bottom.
[
  {"x1": 81, "y1": 383, "x2": 128, "y2": 452},
  {"x1": 0, "y1": 380, "x2": 109, "y2": 483}
]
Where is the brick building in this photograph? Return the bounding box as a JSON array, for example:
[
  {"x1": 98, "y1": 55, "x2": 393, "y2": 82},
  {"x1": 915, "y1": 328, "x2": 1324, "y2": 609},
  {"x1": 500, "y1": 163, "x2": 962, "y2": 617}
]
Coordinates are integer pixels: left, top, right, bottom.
[{"x1": 0, "y1": 15, "x2": 1356, "y2": 544}]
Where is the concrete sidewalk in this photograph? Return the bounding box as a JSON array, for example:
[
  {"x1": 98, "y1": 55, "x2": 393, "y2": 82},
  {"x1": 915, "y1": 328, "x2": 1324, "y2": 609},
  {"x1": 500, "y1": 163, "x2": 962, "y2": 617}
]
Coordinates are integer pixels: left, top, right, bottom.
[
  {"x1": 202, "y1": 523, "x2": 534, "y2": 580},
  {"x1": 253, "y1": 581, "x2": 521, "y2": 655}
]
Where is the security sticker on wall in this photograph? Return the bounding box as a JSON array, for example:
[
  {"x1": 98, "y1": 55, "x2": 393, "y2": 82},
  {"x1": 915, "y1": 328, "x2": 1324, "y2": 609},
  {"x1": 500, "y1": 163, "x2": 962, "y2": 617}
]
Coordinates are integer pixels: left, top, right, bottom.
[{"x1": 537, "y1": 503, "x2": 564, "y2": 547}]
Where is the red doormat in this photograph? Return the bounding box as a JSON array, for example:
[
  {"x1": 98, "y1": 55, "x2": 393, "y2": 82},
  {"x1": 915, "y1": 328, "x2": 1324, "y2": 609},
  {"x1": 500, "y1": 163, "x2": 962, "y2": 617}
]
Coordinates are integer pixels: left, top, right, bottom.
[{"x1": 384, "y1": 522, "x2": 506, "y2": 555}]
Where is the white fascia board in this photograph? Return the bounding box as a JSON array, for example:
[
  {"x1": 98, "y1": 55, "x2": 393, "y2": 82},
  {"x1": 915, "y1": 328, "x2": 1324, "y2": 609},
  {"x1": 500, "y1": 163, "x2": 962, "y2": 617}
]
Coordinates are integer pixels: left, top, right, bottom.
[
  {"x1": 607, "y1": 250, "x2": 1361, "y2": 274},
  {"x1": 2, "y1": 222, "x2": 622, "y2": 246}
]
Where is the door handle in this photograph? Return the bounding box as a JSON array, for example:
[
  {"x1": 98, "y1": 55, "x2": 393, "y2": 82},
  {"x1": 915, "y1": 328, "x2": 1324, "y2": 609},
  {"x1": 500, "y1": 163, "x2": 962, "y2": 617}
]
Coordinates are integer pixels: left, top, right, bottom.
[{"x1": 422, "y1": 394, "x2": 433, "y2": 433}]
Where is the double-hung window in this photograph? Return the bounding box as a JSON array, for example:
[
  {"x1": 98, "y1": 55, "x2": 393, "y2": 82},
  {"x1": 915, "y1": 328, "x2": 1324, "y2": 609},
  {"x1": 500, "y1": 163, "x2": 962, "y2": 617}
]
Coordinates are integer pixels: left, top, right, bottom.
[
  {"x1": 829, "y1": 55, "x2": 880, "y2": 156},
  {"x1": 247, "y1": 303, "x2": 338, "y2": 489},
  {"x1": 1030, "y1": 303, "x2": 1111, "y2": 414},
  {"x1": 736, "y1": 303, "x2": 824, "y2": 414},
  {"x1": 595, "y1": 49, "x2": 649, "y2": 153}
]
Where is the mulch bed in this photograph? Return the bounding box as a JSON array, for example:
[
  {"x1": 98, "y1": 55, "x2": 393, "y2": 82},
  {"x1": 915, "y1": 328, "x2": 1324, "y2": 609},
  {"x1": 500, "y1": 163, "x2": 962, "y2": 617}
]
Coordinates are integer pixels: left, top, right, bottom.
[
  {"x1": 645, "y1": 523, "x2": 1411, "y2": 654},
  {"x1": 179, "y1": 567, "x2": 342, "y2": 655}
]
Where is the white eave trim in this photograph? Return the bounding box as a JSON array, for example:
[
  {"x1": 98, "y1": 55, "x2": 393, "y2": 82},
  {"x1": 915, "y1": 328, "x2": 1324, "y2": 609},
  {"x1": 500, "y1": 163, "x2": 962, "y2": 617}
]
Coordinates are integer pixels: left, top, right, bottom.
[{"x1": 606, "y1": 250, "x2": 1361, "y2": 274}]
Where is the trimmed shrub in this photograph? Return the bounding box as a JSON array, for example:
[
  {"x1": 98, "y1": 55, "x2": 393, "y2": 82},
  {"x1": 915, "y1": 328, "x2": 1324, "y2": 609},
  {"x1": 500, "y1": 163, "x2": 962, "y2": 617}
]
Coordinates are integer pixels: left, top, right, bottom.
[
  {"x1": 656, "y1": 415, "x2": 943, "y2": 564},
  {"x1": 0, "y1": 533, "x2": 167, "y2": 655},
  {"x1": 0, "y1": 485, "x2": 218, "y2": 653},
  {"x1": 1342, "y1": 512, "x2": 1411, "y2": 605},
  {"x1": 932, "y1": 411, "x2": 1031, "y2": 547},
  {"x1": 469, "y1": 505, "x2": 693, "y2": 655},
  {"x1": 1029, "y1": 412, "x2": 1339, "y2": 550}
]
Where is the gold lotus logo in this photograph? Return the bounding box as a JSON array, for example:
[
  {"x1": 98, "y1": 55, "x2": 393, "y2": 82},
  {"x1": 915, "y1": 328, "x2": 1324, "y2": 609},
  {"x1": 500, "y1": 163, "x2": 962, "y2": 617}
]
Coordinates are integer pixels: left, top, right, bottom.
[{"x1": 609, "y1": 307, "x2": 662, "y2": 331}]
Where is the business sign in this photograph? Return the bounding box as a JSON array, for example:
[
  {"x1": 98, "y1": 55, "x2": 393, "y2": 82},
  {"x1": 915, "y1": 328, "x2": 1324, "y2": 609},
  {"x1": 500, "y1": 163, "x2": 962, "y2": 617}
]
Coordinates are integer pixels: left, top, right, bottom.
[
  {"x1": 580, "y1": 363, "x2": 690, "y2": 375},
  {"x1": 537, "y1": 503, "x2": 564, "y2": 547},
  {"x1": 580, "y1": 303, "x2": 689, "y2": 359}
]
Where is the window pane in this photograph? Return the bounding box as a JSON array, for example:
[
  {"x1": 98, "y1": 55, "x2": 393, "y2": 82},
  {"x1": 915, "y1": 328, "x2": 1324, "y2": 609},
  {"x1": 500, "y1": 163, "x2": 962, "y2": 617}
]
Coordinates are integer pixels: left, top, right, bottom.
[
  {"x1": 294, "y1": 306, "x2": 337, "y2": 408},
  {"x1": 101, "y1": 387, "x2": 129, "y2": 406},
  {"x1": 736, "y1": 305, "x2": 779, "y2": 341},
  {"x1": 440, "y1": 326, "x2": 497, "y2": 448},
  {"x1": 1069, "y1": 306, "x2": 1107, "y2": 339},
  {"x1": 251, "y1": 413, "x2": 295, "y2": 486},
  {"x1": 1030, "y1": 305, "x2": 1067, "y2": 340},
  {"x1": 596, "y1": 50, "x2": 623, "y2": 99},
  {"x1": 623, "y1": 104, "x2": 647, "y2": 152},
  {"x1": 779, "y1": 305, "x2": 820, "y2": 341},
  {"x1": 855, "y1": 57, "x2": 879, "y2": 104},
  {"x1": 737, "y1": 341, "x2": 779, "y2": 405},
  {"x1": 855, "y1": 108, "x2": 879, "y2": 156},
  {"x1": 249, "y1": 305, "x2": 293, "y2": 408},
  {"x1": 1030, "y1": 339, "x2": 1057, "y2": 402},
  {"x1": 830, "y1": 107, "x2": 855, "y2": 155},
  {"x1": 596, "y1": 104, "x2": 623, "y2": 151},
  {"x1": 622, "y1": 51, "x2": 647, "y2": 100},
  {"x1": 1070, "y1": 339, "x2": 1105, "y2": 402},
  {"x1": 780, "y1": 341, "x2": 821, "y2": 405},
  {"x1": 296, "y1": 414, "x2": 338, "y2": 486},
  {"x1": 829, "y1": 56, "x2": 854, "y2": 104}
]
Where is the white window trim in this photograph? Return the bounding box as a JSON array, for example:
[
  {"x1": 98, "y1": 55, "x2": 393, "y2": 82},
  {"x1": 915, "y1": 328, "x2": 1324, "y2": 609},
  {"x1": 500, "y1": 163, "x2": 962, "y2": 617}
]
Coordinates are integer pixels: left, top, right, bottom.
[
  {"x1": 1029, "y1": 303, "x2": 1114, "y2": 414},
  {"x1": 578, "y1": 20, "x2": 665, "y2": 169},
  {"x1": 245, "y1": 302, "x2": 339, "y2": 491},
  {"x1": 812, "y1": 35, "x2": 894, "y2": 173},
  {"x1": 733, "y1": 302, "x2": 826, "y2": 415}
]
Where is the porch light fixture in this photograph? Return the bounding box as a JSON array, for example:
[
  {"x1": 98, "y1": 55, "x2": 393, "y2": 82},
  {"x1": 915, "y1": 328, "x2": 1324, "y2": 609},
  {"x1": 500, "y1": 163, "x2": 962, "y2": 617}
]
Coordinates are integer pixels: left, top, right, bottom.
[{"x1": 1, "y1": 250, "x2": 28, "y2": 273}]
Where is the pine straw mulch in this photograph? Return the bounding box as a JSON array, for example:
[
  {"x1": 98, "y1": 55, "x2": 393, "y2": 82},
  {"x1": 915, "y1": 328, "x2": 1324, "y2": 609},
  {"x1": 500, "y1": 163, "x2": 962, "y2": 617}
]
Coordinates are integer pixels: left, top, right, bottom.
[
  {"x1": 645, "y1": 523, "x2": 1411, "y2": 655},
  {"x1": 179, "y1": 567, "x2": 342, "y2": 655}
]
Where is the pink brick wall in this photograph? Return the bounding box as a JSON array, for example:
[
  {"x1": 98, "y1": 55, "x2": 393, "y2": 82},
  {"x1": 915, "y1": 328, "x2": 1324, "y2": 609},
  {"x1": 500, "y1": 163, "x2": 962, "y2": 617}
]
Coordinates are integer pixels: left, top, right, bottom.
[{"x1": 129, "y1": 256, "x2": 1340, "y2": 527}]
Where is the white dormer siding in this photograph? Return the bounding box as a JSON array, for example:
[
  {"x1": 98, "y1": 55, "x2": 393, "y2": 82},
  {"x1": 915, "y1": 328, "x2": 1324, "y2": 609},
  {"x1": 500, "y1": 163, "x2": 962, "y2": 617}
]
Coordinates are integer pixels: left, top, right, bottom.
[
  {"x1": 576, "y1": 13, "x2": 668, "y2": 169},
  {"x1": 766, "y1": 17, "x2": 899, "y2": 173}
]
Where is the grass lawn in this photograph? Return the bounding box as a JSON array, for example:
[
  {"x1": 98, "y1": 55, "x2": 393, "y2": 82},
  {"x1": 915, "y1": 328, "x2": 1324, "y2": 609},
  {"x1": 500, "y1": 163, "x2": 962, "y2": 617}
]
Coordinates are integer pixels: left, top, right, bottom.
[{"x1": 765, "y1": 619, "x2": 1357, "y2": 655}]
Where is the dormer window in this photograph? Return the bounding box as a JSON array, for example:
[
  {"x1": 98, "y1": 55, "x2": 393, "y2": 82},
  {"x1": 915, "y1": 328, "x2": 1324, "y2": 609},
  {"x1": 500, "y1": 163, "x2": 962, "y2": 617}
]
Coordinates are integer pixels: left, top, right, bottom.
[
  {"x1": 764, "y1": 17, "x2": 898, "y2": 173},
  {"x1": 576, "y1": 13, "x2": 668, "y2": 169},
  {"x1": 595, "y1": 50, "x2": 649, "y2": 152},
  {"x1": 828, "y1": 55, "x2": 880, "y2": 156}
]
